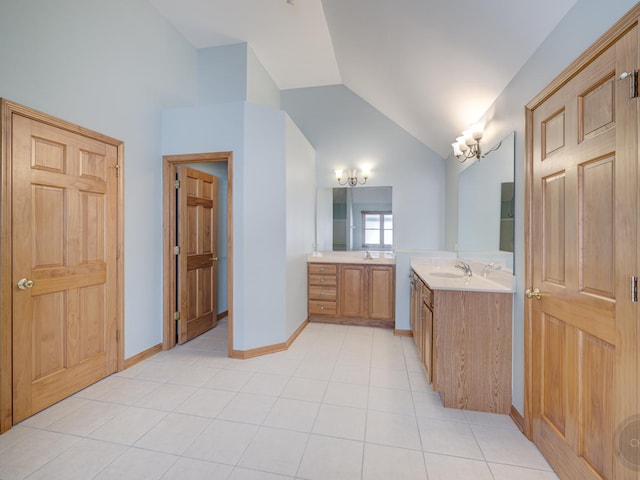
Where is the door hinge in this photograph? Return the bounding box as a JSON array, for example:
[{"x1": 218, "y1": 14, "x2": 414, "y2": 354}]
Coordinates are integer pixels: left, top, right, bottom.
[
  {"x1": 174, "y1": 311, "x2": 180, "y2": 321},
  {"x1": 174, "y1": 179, "x2": 180, "y2": 189},
  {"x1": 174, "y1": 245, "x2": 180, "y2": 255},
  {"x1": 619, "y1": 70, "x2": 638, "y2": 98},
  {"x1": 632, "y1": 276, "x2": 638, "y2": 302}
]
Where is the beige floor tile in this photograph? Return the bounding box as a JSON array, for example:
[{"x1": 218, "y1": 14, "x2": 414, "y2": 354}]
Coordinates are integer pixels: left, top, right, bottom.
[
  {"x1": 239, "y1": 427, "x2": 308, "y2": 476},
  {"x1": 46, "y1": 401, "x2": 126, "y2": 436},
  {"x1": 0, "y1": 430, "x2": 80, "y2": 479},
  {"x1": 217, "y1": 392, "x2": 277, "y2": 424},
  {"x1": 297, "y1": 435, "x2": 363, "y2": 480},
  {"x1": 368, "y1": 386, "x2": 415, "y2": 415},
  {"x1": 417, "y1": 417, "x2": 484, "y2": 460},
  {"x1": 471, "y1": 424, "x2": 554, "y2": 470},
  {"x1": 185, "y1": 419, "x2": 258, "y2": 465},
  {"x1": 281, "y1": 376, "x2": 328, "y2": 403},
  {"x1": 264, "y1": 398, "x2": 320, "y2": 432},
  {"x1": 87, "y1": 406, "x2": 167, "y2": 445},
  {"x1": 173, "y1": 387, "x2": 236, "y2": 417},
  {"x1": 312, "y1": 404, "x2": 366, "y2": 441},
  {"x1": 205, "y1": 368, "x2": 254, "y2": 391},
  {"x1": 93, "y1": 447, "x2": 178, "y2": 480},
  {"x1": 161, "y1": 457, "x2": 233, "y2": 480},
  {"x1": 365, "y1": 410, "x2": 422, "y2": 450},
  {"x1": 424, "y1": 452, "x2": 494, "y2": 480},
  {"x1": 134, "y1": 412, "x2": 210, "y2": 455},
  {"x1": 26, "y1": 438, "x2": 126, "y2": 480},
  {"x1": 323, "y1": 382, "x2": 369, "y2": 409},
  {"x1": 240, "y1": 372, "x2": 290, "y2": 396},
  {"x1": 489, "y1": 462, "x2": 560, "y2": 479},
  {"x1": 135, "y1": 383, "x2": 198, "y2": 411},
  {"x1": 363, "y1": 443, "x2": 427, "y2": 480}
]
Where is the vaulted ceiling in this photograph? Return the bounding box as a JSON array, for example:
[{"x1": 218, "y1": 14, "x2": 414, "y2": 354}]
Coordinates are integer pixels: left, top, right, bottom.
[{"x1": 148, "y1": 0, "x2": 578, "y2": 157}]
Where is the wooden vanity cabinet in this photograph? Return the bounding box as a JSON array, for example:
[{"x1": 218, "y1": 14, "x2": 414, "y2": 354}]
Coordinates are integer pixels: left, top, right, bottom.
[
  {"x1": 308, "y1": 262, "x2": 395, "y2": 328},
  {"x1": 410, "y1": 268, "x2": 512, "y2": 414}
]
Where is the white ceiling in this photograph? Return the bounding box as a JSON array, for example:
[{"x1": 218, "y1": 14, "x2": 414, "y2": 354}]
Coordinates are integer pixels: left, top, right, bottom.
[{"x1": 148, "y1": 0, "x2": 578, "y2": 157}]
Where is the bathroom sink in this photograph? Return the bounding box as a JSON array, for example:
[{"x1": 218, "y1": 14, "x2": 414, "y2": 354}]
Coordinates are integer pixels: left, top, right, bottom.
[{"x1": 429, "y1": 271, "x2": 464, "y2": 279}]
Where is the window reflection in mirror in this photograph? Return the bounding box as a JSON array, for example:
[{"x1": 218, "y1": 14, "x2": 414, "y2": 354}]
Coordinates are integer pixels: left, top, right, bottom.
[
  {"x1": 457, "y1": 131, "x2": 515, "y2": 261},
  {"x1": 330, "y1": 186, "x2": 392, "y2": 251}
]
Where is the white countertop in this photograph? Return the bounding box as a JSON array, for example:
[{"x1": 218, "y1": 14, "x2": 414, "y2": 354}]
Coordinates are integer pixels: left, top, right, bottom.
[
  {"x1": 411, "y1": 257, "x2": 515, "y2": 293},
  {"x1": 307, "y1": 251, "x2": 396, "y2": 265}
]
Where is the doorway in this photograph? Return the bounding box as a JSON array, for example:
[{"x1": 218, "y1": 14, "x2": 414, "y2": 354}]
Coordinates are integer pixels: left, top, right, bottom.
[{"x1": 162, "y1": 152, "x2": 233, "y2": 354}]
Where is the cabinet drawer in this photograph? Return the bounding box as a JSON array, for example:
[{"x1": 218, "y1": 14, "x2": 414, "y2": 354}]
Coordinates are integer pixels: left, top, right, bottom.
[
  {"x1": 308, "y1": 263, "x2": 337, "y2": 275},
  {"x1": 309, "y1": 285, "x2": 337, "y2": 301},
  {"x1": 309, "y1": 274, "x2": 337, "y2": 286},
  {"x1": 309, "y1": 300, "x2": 337, "y2": 315}
]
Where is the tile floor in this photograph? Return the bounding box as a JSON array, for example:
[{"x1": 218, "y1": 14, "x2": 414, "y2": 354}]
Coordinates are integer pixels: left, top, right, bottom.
[{"x1": 0, "y1": 320, "x2": 559, "y2": 480}]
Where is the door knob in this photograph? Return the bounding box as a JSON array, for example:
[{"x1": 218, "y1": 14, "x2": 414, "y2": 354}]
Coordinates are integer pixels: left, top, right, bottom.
[
  {"x1": 525, "y1": 288, "x2": 542, "y2": 300},
  {"x1": 212, "y1": 256, "x2": 219, "y2": 261},
  {"x1": 17, "y1": 278, "x2": 34, "y2": 290}
]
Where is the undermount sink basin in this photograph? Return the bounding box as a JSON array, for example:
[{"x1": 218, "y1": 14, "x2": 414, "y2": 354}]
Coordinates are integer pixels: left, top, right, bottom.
[{"x1": 429, "y1": 271, "x2": 464, "y2": 279}]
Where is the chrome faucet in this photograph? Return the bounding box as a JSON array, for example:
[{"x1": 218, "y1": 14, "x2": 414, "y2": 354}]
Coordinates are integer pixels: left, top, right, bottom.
[
  {"x1": 364, "y1": 250, "x2": 372, "y2": 260},
  {"x1": 454, "y1": 261, "x2": 472, "y2": 277},
  {"x1": 482, "y1": 262, "x2": 502, "y2": 278}
]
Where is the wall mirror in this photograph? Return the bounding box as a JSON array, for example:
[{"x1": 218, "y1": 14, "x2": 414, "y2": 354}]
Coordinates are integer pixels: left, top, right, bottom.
[
  {"x1": 457, "y1": 131, "x2": 515, "y2": 266},
  {"x1": 316, "y1": 186, "x2": 392, "y2": 251}
]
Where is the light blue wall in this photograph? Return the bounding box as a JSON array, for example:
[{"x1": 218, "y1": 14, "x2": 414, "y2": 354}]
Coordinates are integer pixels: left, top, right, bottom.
[
  {"x1": 281, "y1": 84, "x2": 446, "y2": 330},
  {"x1": 0, "y1": 0, "x2": 198, "y2": 358},
  {"x1": 198, "y1": 44, "x2": 247, "y2": 105},
  {"x1": 198, "y1": 43, "x2": 280, "y2": 110},
  {"x1": 247, "y1": 46, "x2": 281, "y2": 110},
  {"x1": 285, "y1": 117, "x2": 317, "y2": 338},
  {"x1": 453, "y1": 0, "x2": 639, "y2": 414}
]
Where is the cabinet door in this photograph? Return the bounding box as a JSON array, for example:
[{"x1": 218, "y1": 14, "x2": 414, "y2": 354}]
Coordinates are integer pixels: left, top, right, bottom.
[
  {"x1": 410, "y1": 273, "x2": 418, "y2": 335},
  {"x1": 422, "y1": 300, "x2": 433, "y2": 384},
  {"x1": 339, "y1": 264, "x2": 366, "y2": 317},
  {"x1": 369, "y1": 266, "x2": 394, "y2": 320}
]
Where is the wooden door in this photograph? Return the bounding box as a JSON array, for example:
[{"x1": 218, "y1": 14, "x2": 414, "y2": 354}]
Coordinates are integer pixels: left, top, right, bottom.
[
  {"x1": 339, "y1": 264, "x2": 366, "y2": 317},
  {"x1": 11, "y1": 112, "x2": 120, "y2": 423},
  {"x1": 176, "y1": 166, "x2": 218, "y2": 344},
  {"x1": 528, "y1": 25, "x2": 638, "y2": 479},
  {"x1": 368, "y1": 265, "x2": 394, "y2": 320}
]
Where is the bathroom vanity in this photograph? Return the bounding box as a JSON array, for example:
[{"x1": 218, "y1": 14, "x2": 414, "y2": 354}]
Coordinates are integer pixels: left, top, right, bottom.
[
  {"x1": 307, "y1": 252, "x2": 395, "y2": 328},
  {"x1": 410, "y1": 258, "x2": 514, "y2": 414}
]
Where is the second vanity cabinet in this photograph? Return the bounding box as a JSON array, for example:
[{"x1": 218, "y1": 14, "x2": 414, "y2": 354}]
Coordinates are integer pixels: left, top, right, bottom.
[
  {"x1": 309, "y1": 262, "x2": 395, "y2": 328},
  {"x1": 410, "y1": 268, "x2": 512, "y2": 414}
]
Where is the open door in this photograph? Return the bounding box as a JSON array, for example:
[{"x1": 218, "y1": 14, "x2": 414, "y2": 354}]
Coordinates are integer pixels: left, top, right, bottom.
[{"x1": 176, "y1": 166, "x2": 219, "y2": 344}]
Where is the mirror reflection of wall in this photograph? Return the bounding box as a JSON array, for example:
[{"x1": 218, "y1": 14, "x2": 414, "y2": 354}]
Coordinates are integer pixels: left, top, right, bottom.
[
  {"x1": 329, "y1": 186, "x2": 392, "y2": 251},
  {"x1": 458, "y1": 131, "x2": 515, "y2": 256}
]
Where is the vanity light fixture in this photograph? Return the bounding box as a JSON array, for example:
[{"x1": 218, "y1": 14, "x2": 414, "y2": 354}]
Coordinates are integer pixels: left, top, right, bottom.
[
  {"x1": 451, "y1": 123, "x2": 501, "y2": 163},
  {"x1": 335, "y1": 168, "x2": 369, "y2": 187}
]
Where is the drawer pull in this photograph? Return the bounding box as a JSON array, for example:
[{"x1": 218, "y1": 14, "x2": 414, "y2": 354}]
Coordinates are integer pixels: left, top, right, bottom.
[
  {"x1": 320, "y1": 306, "x2": 324, "y2": 311},
  {"x1": 320, "y1": 278, "x2": 325, "y2": 283}
]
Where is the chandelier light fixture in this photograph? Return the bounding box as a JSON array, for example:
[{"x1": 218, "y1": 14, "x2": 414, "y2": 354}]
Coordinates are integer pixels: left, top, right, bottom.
[
  {"x1": 451, "y1": 123, "x2": 501, "y2": 162},
  {"x1": 335, "y1": 168, "x2": 369, "y2": 187}
]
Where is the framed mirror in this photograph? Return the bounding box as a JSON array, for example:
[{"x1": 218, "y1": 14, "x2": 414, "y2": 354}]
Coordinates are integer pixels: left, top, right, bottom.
[
  {"x1": 316, "y1": 186, "x2": 392, "y2": 251},
  {"x1": 457, "y1": 131, "x2": 515, "y2": 266}
]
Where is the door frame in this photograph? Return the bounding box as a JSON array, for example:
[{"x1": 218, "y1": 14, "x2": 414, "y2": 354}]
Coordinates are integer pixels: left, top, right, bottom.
[
  {"x1": 524, "y1": 4, "x2": 640, "y2": 441},
  {"x1": 162, "y1": 152, "x2": 233, "y2": 354},
  {"x1": 0, "y1": 99, "x2": 125, "y2": 433}
]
